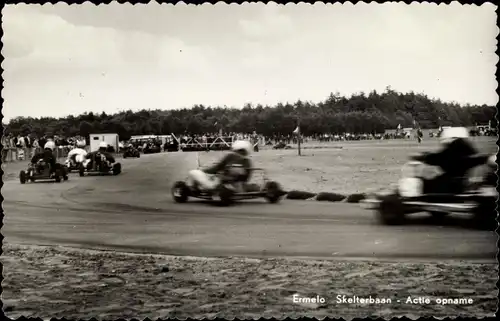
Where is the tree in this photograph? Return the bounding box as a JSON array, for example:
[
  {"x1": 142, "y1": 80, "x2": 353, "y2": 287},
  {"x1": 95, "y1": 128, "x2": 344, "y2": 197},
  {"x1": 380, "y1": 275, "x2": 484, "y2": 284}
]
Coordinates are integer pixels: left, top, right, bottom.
[{"x1": 5, "y1": 89, "x2": 496, "y2": 139}]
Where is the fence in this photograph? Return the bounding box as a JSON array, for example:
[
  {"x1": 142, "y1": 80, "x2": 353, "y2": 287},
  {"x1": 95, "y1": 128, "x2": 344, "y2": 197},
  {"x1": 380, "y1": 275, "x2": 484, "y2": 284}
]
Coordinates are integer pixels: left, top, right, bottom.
[{"x1": 179, "y1": 136, "x2": 262, "y2": 152}]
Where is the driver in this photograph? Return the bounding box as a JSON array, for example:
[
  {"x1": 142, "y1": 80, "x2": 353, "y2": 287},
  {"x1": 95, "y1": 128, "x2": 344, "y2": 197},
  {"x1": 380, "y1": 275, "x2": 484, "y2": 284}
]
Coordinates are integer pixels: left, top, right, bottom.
[
  {"x1": 188, "y1": 140, "x2": 253, "y2": 191},
  {"x1": 84, "y1": 142, "x2": 116, "y2": 170},
  {"x1": 67, "y1": 141, "x2": 87, "y2": 166},
  {"x1": 31, "y1": 141, "x2": 57, "y2": 174},
  {"x1": 410, "y1": 126, "x2": 485, "y2": 194}
]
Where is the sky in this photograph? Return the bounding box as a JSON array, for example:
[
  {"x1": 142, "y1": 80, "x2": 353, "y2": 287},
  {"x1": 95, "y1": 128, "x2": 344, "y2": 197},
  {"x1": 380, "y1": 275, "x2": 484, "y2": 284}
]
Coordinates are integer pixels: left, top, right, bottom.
[{"x1": 2, "y1": 1, "x2": 498, "y2": 122}]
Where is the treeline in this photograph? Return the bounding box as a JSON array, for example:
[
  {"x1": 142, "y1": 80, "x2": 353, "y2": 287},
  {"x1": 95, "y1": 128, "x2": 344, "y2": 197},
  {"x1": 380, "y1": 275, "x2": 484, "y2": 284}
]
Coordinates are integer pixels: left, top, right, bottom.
[{"x1": 4, "y1": 87, "x2": 497, "y2": 140}]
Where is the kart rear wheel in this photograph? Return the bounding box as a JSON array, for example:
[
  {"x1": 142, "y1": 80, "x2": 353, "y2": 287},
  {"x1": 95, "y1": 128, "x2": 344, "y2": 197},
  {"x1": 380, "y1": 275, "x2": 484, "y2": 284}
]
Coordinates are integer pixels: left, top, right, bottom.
[
  {"x1": 19, "y1": 170, "x2": 27, "y2": 184},
  {"x1": 264, "y1": 181, "x2": 283, "y2": 204},
  {"x1": 376, "y1": 193, "x2": 406, "y2": 225},
  {"x1": 113, "y1": 163, "x2": 122, "y2": 175},
  {"x1": 54, "y1": 169, "x2": 62, "y2": 183},
  {"x1": 472, "y1": 197, "x2": 497, "y2": 231},
  {"x1": 172, "y1": 181, "x2": 190, "y2": 203},
  {"x1": 213, "y1": 185, "x2": 234, "y2": 206}
]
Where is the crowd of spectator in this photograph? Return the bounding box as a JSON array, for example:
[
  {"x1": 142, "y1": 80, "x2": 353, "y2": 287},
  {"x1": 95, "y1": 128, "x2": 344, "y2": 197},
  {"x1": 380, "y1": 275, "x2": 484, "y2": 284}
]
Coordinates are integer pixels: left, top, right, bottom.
[
  {"x1": 3, "y1": 125, "x2": 496, "y2": 163},
  {"x1": 2, "y1": 133, "x2": 86, "y2": 162}
]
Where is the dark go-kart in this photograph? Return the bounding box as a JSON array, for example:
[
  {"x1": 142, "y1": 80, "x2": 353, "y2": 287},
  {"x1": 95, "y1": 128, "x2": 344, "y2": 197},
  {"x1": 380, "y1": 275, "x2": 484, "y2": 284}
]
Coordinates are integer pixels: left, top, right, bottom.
[
  {"x1": 123, "y1": 146, "x2": 140, "y2": 158},
  {"x1": 20, "y1": 161, "x2": 69, "y2": 184},
  {"x1": 79, "y1": 153, "x2": 122, "y2": 177},
  {"x1": 143, "y1": 144, "x2": 162, "y2": 154},
  {"x1": 361, "y1": 153, "x2": 497, "y2": 229},
  {"x1": 171, "y1": 168, "x2": 285, "y2": 206}
]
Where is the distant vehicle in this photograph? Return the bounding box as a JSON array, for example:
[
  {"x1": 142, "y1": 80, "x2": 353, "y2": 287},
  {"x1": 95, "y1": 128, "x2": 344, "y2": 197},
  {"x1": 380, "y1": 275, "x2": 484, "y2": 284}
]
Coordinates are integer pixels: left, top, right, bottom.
[
  {"x1": 123, "y1": 145, "x2": 140, "y2": 158},
  {"x1": 79, "y1": 152, "x2": 122, "y2": 176}
]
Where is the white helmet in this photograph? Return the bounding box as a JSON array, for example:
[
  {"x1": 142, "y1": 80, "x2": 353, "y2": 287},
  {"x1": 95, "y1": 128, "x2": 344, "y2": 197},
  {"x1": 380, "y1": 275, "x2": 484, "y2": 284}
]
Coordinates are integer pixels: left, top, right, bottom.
[
  {"x1": 99, "y1": 142, "x2": 108, "y2": 149},
  {"x1": 231, "y1": 140, "x2": 252, "y2": 156},
  {"x1": 440, "y1": 127, "x2": 469, "y2": 144},
  {"x1": 44, "y1": 141, "x2": 56, "y2": 151},
  {"x1": 76, "y1": 140, "x2": 86, "y2": 148},
  {"x1": 488, "y1": 155, "x2": 497, "y2": 167}
]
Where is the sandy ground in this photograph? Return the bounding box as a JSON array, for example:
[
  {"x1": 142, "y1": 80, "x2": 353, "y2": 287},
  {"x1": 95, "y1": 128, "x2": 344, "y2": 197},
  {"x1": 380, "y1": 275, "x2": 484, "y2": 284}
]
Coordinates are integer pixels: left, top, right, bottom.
[
  {"x1": 198, "y1": 138, "x2": 498, "y2": 195},
  {"x1": 2, "y1": 243, "x2": 497, "y2": 319}
]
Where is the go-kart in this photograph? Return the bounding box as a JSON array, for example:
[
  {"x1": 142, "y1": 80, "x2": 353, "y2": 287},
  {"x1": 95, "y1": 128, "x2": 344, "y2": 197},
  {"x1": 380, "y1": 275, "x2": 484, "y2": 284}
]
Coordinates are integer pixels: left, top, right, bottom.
[
  {"x1": 143, "y1": 145, "x2": 162, "y2": 154},
  {"x1": 20, "y1": 161, "x2": 68, "y2": 184},
  {"x1": 361, "y1": 153, "x2": 497, "y2": 229},
  {"x1": 64, "y1": 158, "x2": 79, "y2": 173},
  {"x1": 171, "y1": 167, "x2": 285, "y2": 206},
  {"x1": 123, "y1": 146, "x2": 140, "y2": 158},
  {"x1": 79, "y1": 153, "x2": 122, "y2": 177},
  {"x1": 64, "y1": 154, "x2": 86, "y2": 173}
]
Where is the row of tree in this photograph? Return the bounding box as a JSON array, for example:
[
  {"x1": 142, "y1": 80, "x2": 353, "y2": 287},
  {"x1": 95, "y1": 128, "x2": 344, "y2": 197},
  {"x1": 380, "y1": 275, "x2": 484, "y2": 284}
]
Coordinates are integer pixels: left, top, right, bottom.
[{"x1": 3, "y1": 87, "x2": 497, "y2": 140}]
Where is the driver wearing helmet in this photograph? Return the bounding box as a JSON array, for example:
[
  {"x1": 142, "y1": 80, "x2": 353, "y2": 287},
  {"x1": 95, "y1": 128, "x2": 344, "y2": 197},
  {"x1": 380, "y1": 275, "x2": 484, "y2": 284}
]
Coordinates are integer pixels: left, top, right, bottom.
[
  {"x1": 84, "y1": 142, "x2": 116, "y2": 170},
  {"x1": 31, "y1": 141, "x2": 57, "y2": 174},
  {"x1": 410, "y1": 126, "x2": 488, "y2": 194},
  {"x1": 188, "y1": 140, "x2": 253, "y2": 191},
  {"x1": 67, "y1": 140, "x2": 88, "y2": 166}
]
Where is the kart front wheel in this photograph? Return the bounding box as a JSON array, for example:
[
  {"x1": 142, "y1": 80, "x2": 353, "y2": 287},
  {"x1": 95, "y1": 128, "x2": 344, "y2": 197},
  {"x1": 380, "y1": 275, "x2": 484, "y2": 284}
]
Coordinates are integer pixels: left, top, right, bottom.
[
  {"x1": 79, "y1": 164, "x2": 85, "y2": 177},
  {"x1": 264, "y1": 181, "x2": 283, "y2": 204},
  {"x1": 20, "y1": 170, "x2": 27, "y2": 184},
  {"x1": 172, "y1": 181, "x2": 190, "y2": 203},
  {"x1": 63, "y1": 167, "x2": 69, "y2": 180},
  {"x1": 376, "y1": 193, "x2": 406, "y2": 225}
]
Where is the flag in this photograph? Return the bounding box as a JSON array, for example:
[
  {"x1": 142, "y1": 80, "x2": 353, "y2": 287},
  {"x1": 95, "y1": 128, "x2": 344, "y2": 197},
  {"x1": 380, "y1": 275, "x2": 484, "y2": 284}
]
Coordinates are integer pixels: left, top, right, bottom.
[
  {"x1": 293, "y1": 126, "x2": 300, "y2": 135},
  {"x1": 397, "y1": 124, "x2": 401, "y2": 130}
]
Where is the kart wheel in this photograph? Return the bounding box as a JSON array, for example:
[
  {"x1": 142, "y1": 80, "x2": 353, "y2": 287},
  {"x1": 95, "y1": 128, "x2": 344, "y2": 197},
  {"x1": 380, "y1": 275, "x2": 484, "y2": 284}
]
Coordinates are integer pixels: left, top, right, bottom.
[
  {"x1": 123, "y1": 154, "x2": 127, "y2": 159},
  {"x1": 429, "y1": 211, "x2": 448, "y2": 219},
  {"x1": 472, "y1": 197, "x2": 497, "y2": 231},
  {"x1": 376, "y1": 193, "x2": 406, "y2": 225},
  {"x1": 172, "y1": 181, "x2": 190, "y2": 203},
  {"x1": 79, "y1": 164, "x2": 85, "y2": 177},
  {"x1": 264, "y1": 181, "x2": 283, "y2": 204},
  {"x1": 54, "y1": 170, "x2": 62, "y2": 183},
  {"x1": 113, "y1": 163, "x2": 122, "y2": 175},
  {"x1": 213, "y1": 185, "x2": 234, "y2": 206},
  {"x1": 20, "y1": 170, "x2": 27, "y2": 184}
]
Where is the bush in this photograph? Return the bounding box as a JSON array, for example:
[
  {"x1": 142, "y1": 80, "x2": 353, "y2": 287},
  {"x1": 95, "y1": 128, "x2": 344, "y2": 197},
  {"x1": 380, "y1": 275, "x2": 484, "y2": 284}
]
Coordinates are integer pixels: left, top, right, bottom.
[
  {"x1": 315, "y1": 192, "x2": 346, "y2": 202},
  {"x1": 286, "y1": 190, "x2": 317, "y2": 200},
  {"x1": 346, "y1": 193, "x2": 366, "y2": 203}
]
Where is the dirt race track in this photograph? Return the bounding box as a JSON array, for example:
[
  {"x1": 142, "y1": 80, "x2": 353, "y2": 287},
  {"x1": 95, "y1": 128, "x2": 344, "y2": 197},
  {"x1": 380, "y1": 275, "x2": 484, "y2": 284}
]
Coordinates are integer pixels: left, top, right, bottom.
[{"x1": 2, "y1": 151, "x2": 497, "y2": 262}]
